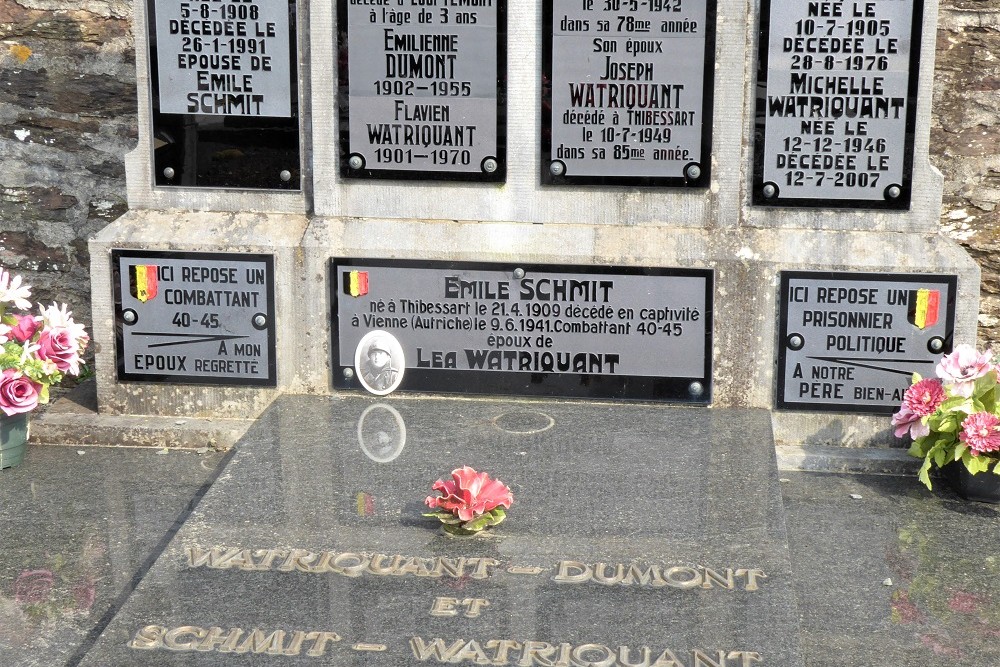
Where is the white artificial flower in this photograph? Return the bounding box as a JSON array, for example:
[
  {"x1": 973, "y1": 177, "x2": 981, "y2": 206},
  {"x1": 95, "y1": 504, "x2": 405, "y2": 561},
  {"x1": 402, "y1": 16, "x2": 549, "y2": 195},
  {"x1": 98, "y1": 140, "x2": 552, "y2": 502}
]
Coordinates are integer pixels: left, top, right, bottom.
[
  {"x1": 0, "y1": 269, "x2": 32, "y2": 310},
  {"x1": 38, "y1": 302, "x2": 87, "y2": 344}
]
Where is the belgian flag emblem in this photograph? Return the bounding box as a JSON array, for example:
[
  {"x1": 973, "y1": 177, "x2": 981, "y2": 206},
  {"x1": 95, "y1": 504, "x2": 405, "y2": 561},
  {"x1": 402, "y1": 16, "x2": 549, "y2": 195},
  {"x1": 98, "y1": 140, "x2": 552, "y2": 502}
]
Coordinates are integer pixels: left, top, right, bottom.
[
  {"x1": 344, "y1": 270, "x2": 369, "y2": 297},
  {"x1": 128, "y1": 265, "x2": 159, "y2": 303},
  {"x1": 907, "y1": 289, "x2": 940, "y2": 329}
]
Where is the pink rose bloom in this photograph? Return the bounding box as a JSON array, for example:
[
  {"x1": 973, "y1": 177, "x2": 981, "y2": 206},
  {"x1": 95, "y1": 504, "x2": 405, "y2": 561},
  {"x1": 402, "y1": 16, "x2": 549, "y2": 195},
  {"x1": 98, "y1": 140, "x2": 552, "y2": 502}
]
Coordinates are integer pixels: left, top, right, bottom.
[
  {"x1": 9, "y1": 314, "x2": 40, "y2": 343},
  {"x1": 902, "y1": 378, "x2": 945, "y2": 417},
  {"x1": 36, "y1": 327, "x2": 81, "y2": 375},
  {"x1": 425, "y1": 466, "x2": 513, "y2": 522},
  {"x1": 892, "y1": 407, "x2": 929, "y2": 439},
  {"x1": 959, "y1": 412, "x2": 1000, "y2": 455},
  {"x1": 0, "y1": 368, "x2": 42, "y2": 416},
  {"x1": 936, "y1": 345, "x2": 994, "y2": 397}
]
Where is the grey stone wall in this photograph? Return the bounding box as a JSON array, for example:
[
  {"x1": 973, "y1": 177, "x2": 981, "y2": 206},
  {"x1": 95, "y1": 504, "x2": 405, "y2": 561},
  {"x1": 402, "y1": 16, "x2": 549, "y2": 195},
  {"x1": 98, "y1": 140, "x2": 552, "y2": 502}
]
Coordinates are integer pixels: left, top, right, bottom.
[{"x1": 1, "y1": 0, "x2": 999, "y2": 347}]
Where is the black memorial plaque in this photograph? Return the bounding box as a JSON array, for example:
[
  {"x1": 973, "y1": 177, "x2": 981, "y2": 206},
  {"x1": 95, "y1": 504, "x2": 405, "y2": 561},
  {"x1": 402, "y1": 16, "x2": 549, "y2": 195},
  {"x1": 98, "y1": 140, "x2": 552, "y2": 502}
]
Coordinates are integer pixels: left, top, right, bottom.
[
  {"x1": 332, "y1": 259, "x2": 713, "y2": 401},
  {"x1": 777, "y1": 271, "x2": 956, "y2": 413},
  {"x1": 148, "y1": 0, "x2": 300, "y2": 189},
  {"x1": 542, "y1": 0, "x2": 715, "y2": 187},
  {"x1": 753, "y1": 0, "x2": 923, "y2": 208},
  {"x1": 113, "y1": 250, "x2": 276, "y2": 386},
  {"x1": 337, "y1": 0, "x2": 506, "y2": 181}
]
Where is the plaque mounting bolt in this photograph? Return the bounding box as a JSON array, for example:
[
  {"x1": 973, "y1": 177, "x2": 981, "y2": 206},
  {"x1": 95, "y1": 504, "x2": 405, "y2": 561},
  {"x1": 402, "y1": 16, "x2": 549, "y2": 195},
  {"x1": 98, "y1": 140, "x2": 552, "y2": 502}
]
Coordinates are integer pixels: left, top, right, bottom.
[
  {"x1": 787, "y1": 334, "x2": 805, "y2": 351},
  {"x1": 688, "y1": 381, "x2": 704, "y2": 397},
  {"x1": 482, "y1": 158, "x2": 498, "y2": 174},
  {"x1": 122, "y1": 309, "x2": 137, "y2": 325},
  {"x1": 685, "y1": 164, "x2": 701, "y2": 180},
  {"x1": 513, "y1": 268, "x2": 525, "y2": 280},
  {"x1": 886, "y1": 185, "x2": 901, "y2": 200},
  {"x1": 549, "y1": 161, "x2": 566, "y2": 177},
  {"x1": 344, "y1": 368, "x2": 355, "y2": 379},
  {"x1": 280, "y1": 170, "x2": 292, "y2": 182},
  {"x1": 762, "y1": 183, "x2": 777, "y2": 199},
  {"x1": 928, "y1": 337, "x2": 945, "y2": 353},
  {"x1": 348, "y1": 154, "x2": 364, "y2": 170},
  {"x1": 163, "y1": 167, "x2": 175, "y2": 180},
  {"x1": 253, "y1": 314, "x2": 267, "y2": 328}
]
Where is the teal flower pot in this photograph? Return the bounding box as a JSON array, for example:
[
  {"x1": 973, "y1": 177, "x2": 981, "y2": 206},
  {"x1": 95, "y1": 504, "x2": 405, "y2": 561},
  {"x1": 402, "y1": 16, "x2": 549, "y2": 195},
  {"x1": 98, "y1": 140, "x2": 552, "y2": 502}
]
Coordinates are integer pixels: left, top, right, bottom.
[{"x1": 0, "y1": 413, "x2": 30, "y2": 469}]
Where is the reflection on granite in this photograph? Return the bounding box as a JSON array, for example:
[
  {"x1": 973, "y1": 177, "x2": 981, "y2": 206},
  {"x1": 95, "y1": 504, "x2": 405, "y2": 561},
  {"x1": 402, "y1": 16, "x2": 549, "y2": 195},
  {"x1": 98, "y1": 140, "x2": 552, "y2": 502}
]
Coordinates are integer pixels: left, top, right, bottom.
[
  {"x1": 79, "y1": 396, "x2": 804, "y2": 666},
  {"x1": 781, "y1": 471, "x2": 1000, "y2": 667},
  {"x1": 0, "y1": 446, "x2": 226, "y2": 667}
]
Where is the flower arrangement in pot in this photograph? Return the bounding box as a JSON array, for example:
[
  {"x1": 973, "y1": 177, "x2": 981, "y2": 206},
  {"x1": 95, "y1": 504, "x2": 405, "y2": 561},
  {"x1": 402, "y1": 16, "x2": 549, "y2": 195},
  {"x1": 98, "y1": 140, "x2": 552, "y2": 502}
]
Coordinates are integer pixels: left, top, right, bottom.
[
  {"x1": 0, "y1": 268, "x2": 89, "y2": 468},
  {"x1": 892, "y1": 345, "x2": 1000, "y2": 501},
  {"x1": 424, "y1": 466, "x2": 513, "y2": 536}
]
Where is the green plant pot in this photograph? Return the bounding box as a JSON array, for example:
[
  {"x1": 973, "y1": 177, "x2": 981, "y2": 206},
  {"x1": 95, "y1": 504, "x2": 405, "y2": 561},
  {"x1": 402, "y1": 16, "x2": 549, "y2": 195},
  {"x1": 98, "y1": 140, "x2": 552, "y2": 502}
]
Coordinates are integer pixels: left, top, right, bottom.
[
  {"x1": 945, "y1": 462, "x2": 1000, "y2": 504},
  {"x1": 0, "y1": 413, "x2": 30, "y2": 470}
]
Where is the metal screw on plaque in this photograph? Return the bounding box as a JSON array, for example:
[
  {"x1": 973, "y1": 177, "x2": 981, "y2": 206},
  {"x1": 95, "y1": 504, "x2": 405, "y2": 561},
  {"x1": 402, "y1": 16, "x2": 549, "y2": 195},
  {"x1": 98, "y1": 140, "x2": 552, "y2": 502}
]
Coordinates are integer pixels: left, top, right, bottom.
[
  {"x1": 348, "y1": 154, "x2": 364, "y2": 170},
  {"x1": 280, "y1": 170, "x2": 292, "y2": 182},
  {"x1": 928, "y1": 337, "x2": 945, "y2": 353},
  {"x1": 253, "y1": 314, "x2": 267, "y2": 328},
  {"x1": 685, "y1": 164, "x2": 701, "y2": 181},
  {"x1": 482, "y1": 158, "x2": 498, "y2": 174},
  {"x1": 689, "y1": 381, "x2": 704, "y2": 398},
  {"x1": 163, "y1": 167, "x2": 175, "y2": 180},
  {"x1": 886, "y1": 185, "x2": 901, "y2": 200},
  {"x1": 549, "y1": 161, "x2": 566, "y2": 177},
  {"x1": 762, "y1": 183, "x2": 777, "y2": 199},
  {"x1": 787, "y1": 334, "x2": 805, "y2": 351},
  {"x1": 343, "y1": 368, "x2": 354, "y2": 379},
  {"x1": 122, "y1": 309, "x2": 137, "y2": 325},
  {"x1": 513, "y1": 268, "x2": 525, "y2": 280}
]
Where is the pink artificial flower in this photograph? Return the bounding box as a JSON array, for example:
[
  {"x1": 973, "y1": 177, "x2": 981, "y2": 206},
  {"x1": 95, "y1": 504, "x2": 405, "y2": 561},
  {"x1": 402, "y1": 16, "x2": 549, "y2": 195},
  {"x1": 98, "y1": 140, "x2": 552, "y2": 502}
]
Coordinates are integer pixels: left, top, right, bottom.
[
  {"x1": 0, "y1": 368, "x2": 42, "y2": 416},
  {"x1": 9, "y1": 314, "x2": 40, "y2": 343},
  {"x1": 36, "y1": 327, "x2": 81, "y2": 375},
  {"x1": 959, "y1": 412, "x2": 1000, "y2": 455},
  {"x1": 902, "y1": 378, "x2": 945, "y2": 417},
  {"x1": 936, "y1": 345, "x2": 994, "y2": 397},
  {"x1": 892, "y1": 407, "x2": 929, "y2": 439},
  {"x1": 425, "y1": 466, "x2": 513, "y2": 522}
]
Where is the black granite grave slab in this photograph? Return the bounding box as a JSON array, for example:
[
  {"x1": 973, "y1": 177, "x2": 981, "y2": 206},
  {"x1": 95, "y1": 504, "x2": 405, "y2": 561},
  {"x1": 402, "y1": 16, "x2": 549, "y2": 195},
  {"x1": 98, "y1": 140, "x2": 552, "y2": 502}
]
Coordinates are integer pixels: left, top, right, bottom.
[{"x1": 78, "y1": 396, "x2": 804, "y2": 666}]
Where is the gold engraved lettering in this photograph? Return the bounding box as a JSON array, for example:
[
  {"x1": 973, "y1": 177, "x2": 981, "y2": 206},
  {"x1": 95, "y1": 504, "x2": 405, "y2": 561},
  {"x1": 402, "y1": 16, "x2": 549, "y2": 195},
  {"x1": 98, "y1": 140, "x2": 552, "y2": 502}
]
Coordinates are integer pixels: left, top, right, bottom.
[
  {"x1": 431, "y1": 597, "x2": 461, "y2": 617},
  {"x1": 650, "y1": 648, "x2": 685, "y2": 667},
  {"x1": 254, "y1": 549, "x2": 287, "y2": 569},
  {"x1": 454, "y1": 639, "x2": 493, "y2": 665},
  {"x1": 396, "y1": 556, "x2": 426, "y2": 576},
  {"x1": 486, "y1": 640, "x2": 524, "y2": 664},
  {"x1": 462, "y1": 598, "x2": 490, "y2": 618},
  {"x1": 353, "y1": 643, "x2": 389, "y2": 651},
  {"x1": 727, "y1": 651, "x2": 763, "y2": 666},
  {"x1": 692, "y1": 649, "x2": 727, "y2": 667},
  {"x1": 304, "y1": 631, "x2": 343, "y2": 657},
  {"x1": 622, "y1": 563, "x2": 665, "y2": 588},
  {"x1": 411, "y1": 636, "x2": 466, "y2": 661},
  {"x1": 196, "y1": 627, "x2": 244, "y2": 652},
  {"x1": 592, "y1": 563, "x2": 625, "y2": 586},
  {"x1": 223, "y1": 549, "x2": 258, "y2": 571},
  {"x1": 331, "y1": 552, "x2": 369, "y2": 576},
  {"x1": 573, "y1": 643, "x2": 617, "y2": 667},
  {"x1": 369, "y1": 553, "x2": 405, "y2": 575},
  {"x1": 282, "y1": 630, "x2": 309, "y2": 656},
  {"x1": 163, "y1": 626, "x2": 208, "y2": 651},
  {"x1": 662, "y1": 566, "x2": 702, "y2": 590},
  {"x1": 235, "y1": 629, "x2": 288, "y2": 655},
  {"x1": 129, "y1": 624, "x2": 167, "y2": 649},
  {"x1": 736, "y1": 569, "x2": 767, "y2": 592},
  {"x1": 434, "y1": 557, "x2": 466, "y2": 577},
  {"x1": 519, "y1": 640, "x2": 557, "y2": 666},
  {"x1": 507, "y1": 566, "x2": 546, "y2": 575},
  {"x1": 553, "y1": 560, "x2": 591, "y2": 583},
  {"x1": 618, "y1": 646, "x2": 652, "y2": 667},
  {"x1": 701, "y1": 569, "x2": 735, "y2": 590},
  {"x1": 277, "y1": 549, "x2": 318, "y2": 572},
  {"x1": 466, "y1": 557, "x2": 501, "y2": 579}
]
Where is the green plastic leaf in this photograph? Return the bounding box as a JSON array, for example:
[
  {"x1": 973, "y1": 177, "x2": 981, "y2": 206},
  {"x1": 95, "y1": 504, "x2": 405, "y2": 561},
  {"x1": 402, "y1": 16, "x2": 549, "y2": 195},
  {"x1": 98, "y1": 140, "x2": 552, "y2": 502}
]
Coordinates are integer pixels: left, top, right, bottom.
[
  {"x1": 917, "y1": 458, "x2": 933, "y2": 490},
  {"x1": 911, "y1": 372, "x2": 922, "y2": 384},
  {"x1": 993, "y1": 460, "x2": 1000, "y2": 475},
  {"x1": 954, "y1": 444, "x2": 968, "y2": 461},
  {"x1": 933, "y1": 447, "x2": 948, "y2": 468}
]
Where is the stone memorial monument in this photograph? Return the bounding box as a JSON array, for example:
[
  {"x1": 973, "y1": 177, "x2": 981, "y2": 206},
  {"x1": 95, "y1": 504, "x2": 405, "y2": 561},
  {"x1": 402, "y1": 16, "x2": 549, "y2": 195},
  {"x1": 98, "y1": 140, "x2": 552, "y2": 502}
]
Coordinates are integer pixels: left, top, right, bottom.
[{"x1": 65, "y1": 0, "x2": 983, "y2": 663}]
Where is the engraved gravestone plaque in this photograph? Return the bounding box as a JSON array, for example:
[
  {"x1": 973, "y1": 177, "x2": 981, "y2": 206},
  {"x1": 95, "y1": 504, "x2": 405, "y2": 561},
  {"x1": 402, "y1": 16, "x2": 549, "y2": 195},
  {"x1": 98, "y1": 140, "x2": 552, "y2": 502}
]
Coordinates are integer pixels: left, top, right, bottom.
[
  {"x1": 753, "y1": 0, "x2": 924, "y2": 208},
  {"x1": 147, "y1": 0, "x2": 300, "y2": 189},
  {"x1": 332, "y1": 259, "x2": 713, "y2": 402},
  {"x1": 113, "y1": 250, "x2": 276, "y2": 386},
  {"x1": 338, "y1": 0, "x2": 506, "y2": 181},
  {"x1": 542, "y1": 0, "x2": 715, "y2": 186},
  {"x1": 777, "y1": 271, "x2": 956, "y2": 412}
]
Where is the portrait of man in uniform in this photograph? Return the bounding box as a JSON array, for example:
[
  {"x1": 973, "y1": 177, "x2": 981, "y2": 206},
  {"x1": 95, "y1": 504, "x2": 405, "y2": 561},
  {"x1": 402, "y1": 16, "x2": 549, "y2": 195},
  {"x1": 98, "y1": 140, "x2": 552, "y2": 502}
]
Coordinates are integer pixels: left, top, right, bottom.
[{"x1": 355, "y1": 330, "x2": 405, "y2": 395}]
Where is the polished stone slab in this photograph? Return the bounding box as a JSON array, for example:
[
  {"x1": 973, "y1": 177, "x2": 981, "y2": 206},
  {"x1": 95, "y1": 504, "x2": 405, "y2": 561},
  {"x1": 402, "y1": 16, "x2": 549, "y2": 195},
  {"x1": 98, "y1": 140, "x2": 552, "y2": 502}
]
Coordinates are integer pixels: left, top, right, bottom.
[{"x1": 79, "y1": 396, "x2": 804, "y2": 666}]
